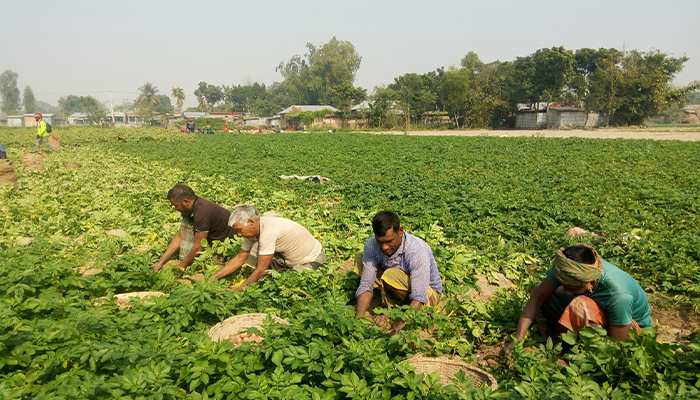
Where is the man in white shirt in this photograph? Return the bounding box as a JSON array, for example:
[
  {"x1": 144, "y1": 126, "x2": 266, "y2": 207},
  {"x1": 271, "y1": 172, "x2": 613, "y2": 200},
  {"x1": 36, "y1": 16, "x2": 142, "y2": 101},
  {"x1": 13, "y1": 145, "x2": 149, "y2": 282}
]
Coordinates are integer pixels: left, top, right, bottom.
[{"x1": 211, "y1": 205, "x2": 325, "y2": 290}]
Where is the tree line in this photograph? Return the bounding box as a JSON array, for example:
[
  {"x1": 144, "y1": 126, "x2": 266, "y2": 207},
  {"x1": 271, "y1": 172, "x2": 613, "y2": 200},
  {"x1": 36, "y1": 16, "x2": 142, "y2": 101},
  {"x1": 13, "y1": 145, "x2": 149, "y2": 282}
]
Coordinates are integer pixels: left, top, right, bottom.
[{"x1": 1, "y1": 37, "x2": 698, "y2": 127}]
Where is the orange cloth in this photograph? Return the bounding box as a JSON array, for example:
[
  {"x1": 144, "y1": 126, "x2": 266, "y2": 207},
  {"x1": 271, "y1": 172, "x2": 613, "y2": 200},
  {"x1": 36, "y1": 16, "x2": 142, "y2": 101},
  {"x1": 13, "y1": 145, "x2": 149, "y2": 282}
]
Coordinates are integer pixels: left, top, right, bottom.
[{"x1": 559, "y1": 295, "x2": 642, "y2": 334}]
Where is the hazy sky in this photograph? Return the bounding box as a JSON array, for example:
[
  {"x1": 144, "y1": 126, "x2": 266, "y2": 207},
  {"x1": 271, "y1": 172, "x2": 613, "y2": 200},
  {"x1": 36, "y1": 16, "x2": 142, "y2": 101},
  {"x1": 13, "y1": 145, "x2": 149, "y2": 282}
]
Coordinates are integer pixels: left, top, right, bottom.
[{"x1": 2, "y1": 0, "x2": 698, "y2": 110}]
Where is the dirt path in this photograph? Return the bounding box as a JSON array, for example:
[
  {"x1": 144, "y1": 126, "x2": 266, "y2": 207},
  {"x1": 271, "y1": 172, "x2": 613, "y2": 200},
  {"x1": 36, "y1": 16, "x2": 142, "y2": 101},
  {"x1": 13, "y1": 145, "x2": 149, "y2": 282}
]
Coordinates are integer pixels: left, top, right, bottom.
[{"x1": 369, "y1": 128, "x2": 700, "y2": 141}]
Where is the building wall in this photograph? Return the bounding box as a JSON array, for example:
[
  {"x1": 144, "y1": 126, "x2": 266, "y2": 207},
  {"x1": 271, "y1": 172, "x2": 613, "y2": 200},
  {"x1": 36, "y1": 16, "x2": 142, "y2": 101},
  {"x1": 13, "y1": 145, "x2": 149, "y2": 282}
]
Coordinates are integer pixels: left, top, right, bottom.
[
  {"x1": 515, "y1": 112, "x2": 546, "y2": 129},
  {"x1": 548, "y1": 110, "x2": 601, "y2": 128},
  {"x1": 7, "y1": 117, "x2": 23, "y2": 127},
  {"x1": 24, "y1": 116, "x2": 37, "y2": 127}
]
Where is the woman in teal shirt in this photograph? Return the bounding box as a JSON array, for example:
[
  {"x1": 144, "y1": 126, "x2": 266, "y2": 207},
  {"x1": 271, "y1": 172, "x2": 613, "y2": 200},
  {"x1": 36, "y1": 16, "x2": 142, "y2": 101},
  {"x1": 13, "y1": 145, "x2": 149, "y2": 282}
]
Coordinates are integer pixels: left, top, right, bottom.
[{"x1": 503, "y1": 244, "x2": 651, "y2": 355}]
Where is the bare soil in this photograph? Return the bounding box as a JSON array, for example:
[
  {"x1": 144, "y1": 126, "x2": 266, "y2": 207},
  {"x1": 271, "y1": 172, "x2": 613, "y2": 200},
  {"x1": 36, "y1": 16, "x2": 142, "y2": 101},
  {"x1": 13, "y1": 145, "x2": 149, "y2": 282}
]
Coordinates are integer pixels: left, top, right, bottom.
[{"x1": 372, "y1": 127, "x2": 700, "y2": 141}]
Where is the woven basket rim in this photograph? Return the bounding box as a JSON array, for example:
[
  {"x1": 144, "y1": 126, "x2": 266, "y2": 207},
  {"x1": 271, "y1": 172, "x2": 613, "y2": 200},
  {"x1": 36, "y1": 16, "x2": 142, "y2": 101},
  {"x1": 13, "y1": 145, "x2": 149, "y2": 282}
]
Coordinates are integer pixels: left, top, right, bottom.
[
  {"x1": 208, "y1": 313, "x2": 289, "y2": 342},
  {"x1": 406, "y1": 356, "x2": 498, "y2": 390},
  {"x1": 114, "y1": 291, "x2": 167, "y2": 299}
]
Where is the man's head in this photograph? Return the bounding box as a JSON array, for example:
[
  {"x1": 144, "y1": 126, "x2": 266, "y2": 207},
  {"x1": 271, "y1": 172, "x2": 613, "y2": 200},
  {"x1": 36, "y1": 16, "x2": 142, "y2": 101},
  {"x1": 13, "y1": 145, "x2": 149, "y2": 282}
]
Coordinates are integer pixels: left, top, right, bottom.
[
  {"x1": 553, "y1": 244, "x2": 603, "y2": 293},
  {"x1": 167, "y1": 184, "x2": 196, "y2": 216},
  {"x1": 228, "y1": 205, "x2": 261, "y2": 238},
  {"x1": 372, "y1": 211, "x2": 404, "y2": 257},
  {"x1": 34, "y1": 113, "x2": 42, "y2": 121},
  {"x1": 188, "y1": 117, "x2": 193, "y2": 121}
]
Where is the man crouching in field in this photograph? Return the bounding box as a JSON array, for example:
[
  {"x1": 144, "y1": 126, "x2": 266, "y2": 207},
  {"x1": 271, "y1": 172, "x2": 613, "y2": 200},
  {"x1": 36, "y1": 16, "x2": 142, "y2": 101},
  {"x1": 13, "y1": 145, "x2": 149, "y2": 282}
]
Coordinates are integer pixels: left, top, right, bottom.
[
  {"x1": 151, "y1": 184, "x2": 236, "y2": 271},
  {"x1": 502, "y1": 244, "x2": 652, "y2": 356},
  {"x1": 355, "y1": 211, "x2": 443, "y2": 335},
  {"x1": 211, "y1": 205, "x2": 326, "y2": 291}
]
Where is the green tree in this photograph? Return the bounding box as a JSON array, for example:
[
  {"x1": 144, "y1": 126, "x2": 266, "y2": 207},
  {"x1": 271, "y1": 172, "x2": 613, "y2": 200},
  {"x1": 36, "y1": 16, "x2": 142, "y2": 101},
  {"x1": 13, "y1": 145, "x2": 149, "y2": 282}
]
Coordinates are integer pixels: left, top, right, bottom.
[
  {"x1": 460, "y1": 51, "x2": 484, "y2": 71},
  {"x1": 136, "y1": 82, "x2": 159, "y2": 107},
  {"x1": 194, "y1": 82, "x2": 223, "y2": 111},
  {"x1": 370, "y1": 86, "x2": 398, "y2": 129},
  {"x1": 57, "y1": 95, "x2": 84, "y2": 120},
  {"x1": 278, "y1": 37, "x2": 365, "y2": 110},
  {"x1": 388, "y1": 73, "x2": 437, "y2": 130},
  {"x1": 82, "y1": 96, "x2": 107, "y2": 124},
  {"x1": 23, "y1": 86, "x2": 36, "y2": 114},
  {"x1": 440, "y1": 67, "x2": 471, "y2": 128},
  {"x1": 574, "y1": 49, "x2": 623, "y2": 125},
  {"x1": 612, "y1": 50, "x2": 692, "y2": 125},
  {"x1": 277, "y1": 54, "x2": 313, "y2": 105},
  {"x1": 171, "y1": 87, "x2": 185, "y2": 113},
  {"x1": 532, "y1": 46, "x2": 575, "y2": 104},
  {"x1": 686, "y1": 90, "x2": 700, "y2": 104},
  {"x1": 0, "y1": 69, "x2": 21, "y2": 115},
  {"x1": 35, "y1": 100, "x2": 58, "y2": 115},
  {"x1": 441, "y1": 55, "x2": 511, "y2": 128},
  {"x1": 152, "y1": 95, "x2": 174, "y2": 114},
  {"x1": 507, "y1": 47, "x2": 574, "y2": 108}
]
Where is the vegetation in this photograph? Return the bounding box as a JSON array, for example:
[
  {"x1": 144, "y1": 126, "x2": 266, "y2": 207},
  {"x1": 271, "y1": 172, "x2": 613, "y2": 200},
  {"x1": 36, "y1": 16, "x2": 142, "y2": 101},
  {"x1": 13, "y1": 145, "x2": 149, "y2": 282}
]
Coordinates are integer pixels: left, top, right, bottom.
[
  {"x1": 57, "y1": 95, "x2": 108, "y2": 124},
  {"x1": 0, "y1": 70, "x2": 21, "y2": 115},
  {"x1": 1, "y1": 127, "x2": 700, "y2": 398},
  {"x1": 22, "y1": 86, "x2": 36, "y2": 115}
]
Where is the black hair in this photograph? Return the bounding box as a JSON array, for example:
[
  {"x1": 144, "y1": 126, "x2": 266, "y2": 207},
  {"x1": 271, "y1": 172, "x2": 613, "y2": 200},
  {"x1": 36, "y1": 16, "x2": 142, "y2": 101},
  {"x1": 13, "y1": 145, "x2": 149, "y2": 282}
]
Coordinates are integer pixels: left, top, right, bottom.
[
  {"x1": 563, "y1": 244, "x2": 596, "y2": 264},
  {"x1": 372, "y1": 211, "x2": 400, "y2": 236},
  {"x1": 167, "y1": 184, "x2": 196, "y2": 201}
]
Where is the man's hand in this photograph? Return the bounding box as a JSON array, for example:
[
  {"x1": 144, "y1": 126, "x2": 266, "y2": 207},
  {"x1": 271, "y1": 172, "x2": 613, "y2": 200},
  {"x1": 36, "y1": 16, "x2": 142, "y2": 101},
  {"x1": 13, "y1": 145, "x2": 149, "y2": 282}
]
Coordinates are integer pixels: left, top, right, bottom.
[
  {"x1": 228, "y1": 285, "x2": 244, "y2": 293},
  {"x1": 500, "y1": 341, "x2": 515, "y2": 358},
  {"x1": 387, "y1": 321, "x2": 407, "y2": 336},
  {"x1": 151, "y1": 262, "x2": 163, "y2": 272}
]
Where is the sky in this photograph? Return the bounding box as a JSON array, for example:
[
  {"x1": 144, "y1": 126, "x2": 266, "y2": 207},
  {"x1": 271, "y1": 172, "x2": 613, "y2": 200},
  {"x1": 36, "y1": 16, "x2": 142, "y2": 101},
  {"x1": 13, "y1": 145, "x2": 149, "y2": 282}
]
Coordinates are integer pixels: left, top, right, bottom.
[{"x1": 1, "y1": 0, "x2": 699, "y2": 110}]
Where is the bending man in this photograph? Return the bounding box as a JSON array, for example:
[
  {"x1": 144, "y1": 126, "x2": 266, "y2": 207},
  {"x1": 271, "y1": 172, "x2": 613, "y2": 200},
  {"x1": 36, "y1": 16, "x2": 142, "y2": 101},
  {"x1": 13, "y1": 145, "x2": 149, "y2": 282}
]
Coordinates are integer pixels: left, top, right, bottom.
[
  {"x1": 211, "y1": 205, "x2": 325, "y2": 290},
  {"x1": 151, "y1": 184, "x2": 235, "y2": 271},
  {"x1": 355, "y1": 211, "x2": 443, "y2": 335},
  {"x1": 503, "y1": 244, "x2": 651, "y2": 354}
]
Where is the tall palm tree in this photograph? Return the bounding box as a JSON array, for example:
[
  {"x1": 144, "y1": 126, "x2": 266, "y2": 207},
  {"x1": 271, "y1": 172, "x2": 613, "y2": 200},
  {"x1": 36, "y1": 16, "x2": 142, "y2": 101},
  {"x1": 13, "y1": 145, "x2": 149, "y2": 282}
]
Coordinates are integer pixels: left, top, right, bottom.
[
  {"x1": 171, "y1": 87, "x2": 185, "y2": 113},
  {"x1": 136, "y1": 83, "x2": 159, "y2": 106}
]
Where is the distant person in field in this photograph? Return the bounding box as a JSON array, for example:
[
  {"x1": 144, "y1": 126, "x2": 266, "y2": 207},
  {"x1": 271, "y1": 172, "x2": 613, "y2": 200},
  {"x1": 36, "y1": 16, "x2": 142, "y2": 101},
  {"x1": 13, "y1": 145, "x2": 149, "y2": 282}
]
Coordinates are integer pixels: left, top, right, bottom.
[
  {"x1": 223, "y1": 120, "x2": 229, "y2": 133},
  {"x1": 502, "y1": 244, "x2": 651, "y2": 356},
  {"x1": 34, "y1": 113, "x2": 59, "y2": 153},
  {"x1": 151, "y1": 184, "x2": 236, "y2": 271},
  {"x1": 186, "y1": 118, "x2": 196, "y2": 134},
  {"x1": 355, "y1": 211, "x2": 443, "y2": 335},
  {"x1": 211, "y1": 205, "x2": 326, "y2": 291},
  {"x1": 0, "y1": 143, "x2": 7, "y2": 159},
  {"x1": 206, "y1": 121, "x2": 212, "y2": 134}
]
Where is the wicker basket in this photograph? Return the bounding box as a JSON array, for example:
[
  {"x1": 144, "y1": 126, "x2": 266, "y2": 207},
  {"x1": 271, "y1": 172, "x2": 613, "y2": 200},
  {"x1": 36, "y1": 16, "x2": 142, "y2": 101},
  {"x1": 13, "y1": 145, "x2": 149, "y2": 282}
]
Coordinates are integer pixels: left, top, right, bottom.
[
  {"x1": 63, "y1": 161, "x2": 82, "y2": 169},
  {"x1": 406, "y1": 355, "x2": 498, "y2": 390},
  {"x1": 114, "y1": 291, "x2": 166, "y2": 301},
  {"x1": 94, "y1": 291, "x2": 166, "y2": 309},
  {"x1": 208, "y1": 313, "x2": 289, "y2": 342},
  {"x1": 108, "y1": 291, "x2": 166, "y2": 309}
]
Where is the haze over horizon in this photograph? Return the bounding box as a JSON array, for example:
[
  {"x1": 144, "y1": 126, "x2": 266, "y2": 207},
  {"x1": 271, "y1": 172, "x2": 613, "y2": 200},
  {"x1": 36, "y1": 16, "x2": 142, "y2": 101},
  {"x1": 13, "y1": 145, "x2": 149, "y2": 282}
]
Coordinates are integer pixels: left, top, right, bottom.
[{"x1": 2, "y1": 0, "x2": 699, "y2": 110}]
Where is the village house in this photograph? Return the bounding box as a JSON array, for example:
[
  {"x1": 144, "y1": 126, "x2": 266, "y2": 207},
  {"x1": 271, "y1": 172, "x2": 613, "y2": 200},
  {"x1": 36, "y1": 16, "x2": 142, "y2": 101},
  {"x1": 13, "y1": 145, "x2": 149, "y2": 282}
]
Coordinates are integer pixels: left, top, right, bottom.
[{"x1": 279, "y1": 105, "x2": 339, "y2": 130}]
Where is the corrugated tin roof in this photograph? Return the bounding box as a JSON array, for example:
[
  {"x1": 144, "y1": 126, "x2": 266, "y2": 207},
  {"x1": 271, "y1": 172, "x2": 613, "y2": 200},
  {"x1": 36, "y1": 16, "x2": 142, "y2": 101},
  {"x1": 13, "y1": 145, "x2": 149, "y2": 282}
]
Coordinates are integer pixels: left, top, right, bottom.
[
  {"x1": 279, "y1": 105, "x2": 338, "y2": 114},
  {"x1": 351, "y1": 101, "x2": 373, "y2": 112},
  {"x1": 70, "y1": 112, "x2": 88, "y2": 118},
  {"x1": 183, "y1": 112, "x2": 209, "y2": 117}
]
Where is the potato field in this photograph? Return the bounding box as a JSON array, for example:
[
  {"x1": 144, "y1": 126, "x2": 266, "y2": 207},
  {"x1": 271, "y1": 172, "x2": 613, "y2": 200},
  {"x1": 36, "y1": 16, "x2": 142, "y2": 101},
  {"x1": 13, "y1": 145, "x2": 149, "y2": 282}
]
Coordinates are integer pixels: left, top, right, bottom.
[{"x1": 1, "y1": 127, "x2": 700, "y2": 399}]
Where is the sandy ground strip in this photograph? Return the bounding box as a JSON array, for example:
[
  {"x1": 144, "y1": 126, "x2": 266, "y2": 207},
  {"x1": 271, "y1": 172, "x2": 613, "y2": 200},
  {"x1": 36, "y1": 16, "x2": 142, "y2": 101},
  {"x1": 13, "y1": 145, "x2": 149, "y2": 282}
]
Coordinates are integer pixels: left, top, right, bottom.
[{"x1": 369, "y1": 128, "x2": 700, "y2": 141}]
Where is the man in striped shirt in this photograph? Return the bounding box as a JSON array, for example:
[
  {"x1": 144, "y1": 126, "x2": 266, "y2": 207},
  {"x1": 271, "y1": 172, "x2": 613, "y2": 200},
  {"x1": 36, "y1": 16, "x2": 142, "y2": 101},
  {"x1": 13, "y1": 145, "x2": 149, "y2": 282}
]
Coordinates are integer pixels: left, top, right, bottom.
[{"x1": 355, "y1": 211, "x2": 443, "y2": 334}]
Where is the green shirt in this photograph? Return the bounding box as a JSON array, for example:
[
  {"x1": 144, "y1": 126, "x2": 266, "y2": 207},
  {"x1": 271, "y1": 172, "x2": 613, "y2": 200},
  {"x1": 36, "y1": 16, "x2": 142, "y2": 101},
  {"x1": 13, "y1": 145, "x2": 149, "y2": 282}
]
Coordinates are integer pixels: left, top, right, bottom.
[{"x1": 546, "y1": 260, "x2": 652, "y2": 328}]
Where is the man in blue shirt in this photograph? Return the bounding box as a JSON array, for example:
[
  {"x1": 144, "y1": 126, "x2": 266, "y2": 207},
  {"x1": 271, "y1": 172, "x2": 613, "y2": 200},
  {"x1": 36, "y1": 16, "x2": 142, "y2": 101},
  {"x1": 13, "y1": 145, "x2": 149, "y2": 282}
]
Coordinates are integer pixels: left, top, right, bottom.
[{"x1": 355, "y1": 211, "x2": 443, "y2": 334}]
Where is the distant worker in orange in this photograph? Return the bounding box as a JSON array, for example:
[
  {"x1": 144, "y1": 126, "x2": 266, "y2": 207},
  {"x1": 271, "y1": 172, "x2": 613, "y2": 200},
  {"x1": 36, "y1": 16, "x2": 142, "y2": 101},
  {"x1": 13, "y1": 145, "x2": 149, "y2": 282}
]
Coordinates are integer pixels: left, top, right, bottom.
[{"x1": 223, "y1": 120, "x2": 229, "y2": 133}]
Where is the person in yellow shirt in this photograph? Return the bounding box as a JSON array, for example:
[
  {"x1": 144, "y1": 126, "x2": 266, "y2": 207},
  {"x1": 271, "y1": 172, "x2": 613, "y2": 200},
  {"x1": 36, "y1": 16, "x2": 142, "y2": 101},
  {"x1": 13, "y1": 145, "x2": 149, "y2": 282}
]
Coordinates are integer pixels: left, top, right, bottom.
[{"x1": 34, "y1": 113, "x2": 60, "y2": 153}]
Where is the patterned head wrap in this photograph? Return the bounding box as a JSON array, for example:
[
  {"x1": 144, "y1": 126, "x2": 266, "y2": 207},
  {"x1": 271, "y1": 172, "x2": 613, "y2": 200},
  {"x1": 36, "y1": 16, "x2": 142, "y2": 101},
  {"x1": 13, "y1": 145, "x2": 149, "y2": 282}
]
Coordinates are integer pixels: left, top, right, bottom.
[{"x1": 552, "y1": 245, "x2": 603, "y2": 287}]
